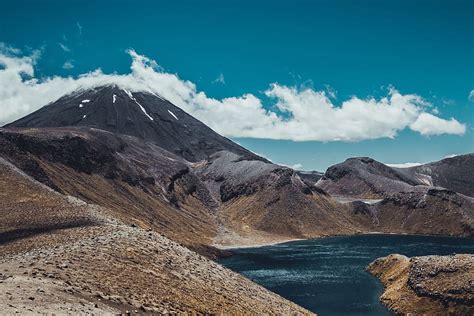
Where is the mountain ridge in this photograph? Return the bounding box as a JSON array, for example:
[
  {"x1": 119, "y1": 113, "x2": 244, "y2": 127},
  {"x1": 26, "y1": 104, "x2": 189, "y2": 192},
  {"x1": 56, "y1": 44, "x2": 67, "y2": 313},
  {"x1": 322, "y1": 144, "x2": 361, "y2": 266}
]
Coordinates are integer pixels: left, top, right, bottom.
[
  {"x1": 3, "y1": 85, "x2": 473, "y2": 247},
  {"x1": 317, "y1": 154, "x2": 474, "y2": 198}
]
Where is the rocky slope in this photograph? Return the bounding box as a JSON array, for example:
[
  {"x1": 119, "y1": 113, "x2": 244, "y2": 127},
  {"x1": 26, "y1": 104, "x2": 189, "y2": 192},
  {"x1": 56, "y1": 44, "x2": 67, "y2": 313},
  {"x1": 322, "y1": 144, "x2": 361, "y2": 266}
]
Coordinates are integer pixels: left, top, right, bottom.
[
  {"x1": 0, "y1": 127, "x2": 220, "y2": 255},
  {"x1": 348, "y1": 188, "x2": 474, "y2": 237},
  {"x1": 368, "y1": 254, "x2": 474, "y2": 315},
  {"x1": 405, "y1": 154, "x2": 474, "y2": 198},
  {"x1": 0, "y1": 157, "x2": 312, "y2": 315},
  {"x1": 194, "y1": 151, "x2": 364, "y2": 247}
]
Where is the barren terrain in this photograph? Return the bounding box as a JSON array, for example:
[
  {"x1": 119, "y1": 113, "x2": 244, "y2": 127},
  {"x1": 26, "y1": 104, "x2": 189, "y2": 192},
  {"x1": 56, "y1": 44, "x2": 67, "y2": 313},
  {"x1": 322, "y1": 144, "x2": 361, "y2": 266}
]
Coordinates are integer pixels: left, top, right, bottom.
[{"x1": 0, "y1": 158, "x2": 312, "y2": 315}]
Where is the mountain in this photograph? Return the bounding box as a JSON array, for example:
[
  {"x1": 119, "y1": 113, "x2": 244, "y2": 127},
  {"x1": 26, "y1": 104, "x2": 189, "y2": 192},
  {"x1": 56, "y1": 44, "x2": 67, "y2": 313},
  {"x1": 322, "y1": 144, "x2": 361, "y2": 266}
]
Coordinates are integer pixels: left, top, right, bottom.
[
  {"x1": 5, "y1": 85, "x2": 261, "y2": 162},
  {"x1": 316, "y1": 156, "x2": 474, "y2": 236},
  {"x1": 316, "y1": 157, "x2": 426, "y2": 198},
  {"x1": 316, "y1": 155, "x2": 474, "y2": 198}
]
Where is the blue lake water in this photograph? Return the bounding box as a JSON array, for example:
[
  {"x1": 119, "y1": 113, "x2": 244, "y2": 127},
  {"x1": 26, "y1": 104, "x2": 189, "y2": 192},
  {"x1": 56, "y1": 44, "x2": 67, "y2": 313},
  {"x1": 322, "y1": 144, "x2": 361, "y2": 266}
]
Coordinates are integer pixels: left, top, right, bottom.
[{"x1": 220, "y1": 234, "x2": 474, "y2": 315}]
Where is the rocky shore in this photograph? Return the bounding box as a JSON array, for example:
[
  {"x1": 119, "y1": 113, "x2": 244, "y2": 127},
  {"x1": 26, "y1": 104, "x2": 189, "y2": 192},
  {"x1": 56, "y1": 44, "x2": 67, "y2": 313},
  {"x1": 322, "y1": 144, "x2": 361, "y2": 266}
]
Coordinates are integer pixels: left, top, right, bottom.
[{"x1": 368, "y1": 253, "x2": 474, "y2": 315}]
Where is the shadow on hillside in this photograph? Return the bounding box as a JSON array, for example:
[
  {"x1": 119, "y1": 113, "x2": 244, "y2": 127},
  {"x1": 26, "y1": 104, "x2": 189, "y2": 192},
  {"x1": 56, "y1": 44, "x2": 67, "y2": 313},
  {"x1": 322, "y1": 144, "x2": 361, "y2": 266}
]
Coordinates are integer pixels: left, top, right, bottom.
[{"x1": 0, "y1": 220, "x2": 96, "y2": 245}]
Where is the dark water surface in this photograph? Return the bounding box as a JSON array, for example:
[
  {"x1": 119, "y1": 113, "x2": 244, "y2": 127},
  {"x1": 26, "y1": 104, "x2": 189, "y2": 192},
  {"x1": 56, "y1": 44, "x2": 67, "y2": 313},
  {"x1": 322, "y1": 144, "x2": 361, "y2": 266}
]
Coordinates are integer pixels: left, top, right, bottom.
[{"x1": 220, "y1": 235, "x2": 474, "y2": 315}]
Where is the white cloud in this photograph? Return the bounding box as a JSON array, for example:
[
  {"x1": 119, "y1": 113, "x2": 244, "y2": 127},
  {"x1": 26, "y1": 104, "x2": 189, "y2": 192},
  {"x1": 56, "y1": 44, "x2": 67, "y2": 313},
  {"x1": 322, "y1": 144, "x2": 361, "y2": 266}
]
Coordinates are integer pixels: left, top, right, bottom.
[
  {"x1": 0, "y1": 47, "x2": 467, "y2": 140},
  {"x1": 62, "y1": 60, "x2": 74, "y2": 69},
  {"x1": 386, "y1": 162, "x2": 423, "y2": 168},
  {"x1": 276, "y1": 162, "x2": 303, "y2": 170},
  {"x1": 469, "y1": 90, "x2": 474, "y2": 102},
  {"x1": 444, "y1": 154, "x2": 459, "y2": 159},
  {"x1": 410, "y1": 113, "x2": 465, "y2": 136},
  {"x1": 291, "y1": 163, "x2": 303, "y2": 170},
  {"x1": 58, "y1": 43, "x2": 71, "y2": 52},
  {"x1": 212, "y1": 72, "x2": 225, "y2": 84}
]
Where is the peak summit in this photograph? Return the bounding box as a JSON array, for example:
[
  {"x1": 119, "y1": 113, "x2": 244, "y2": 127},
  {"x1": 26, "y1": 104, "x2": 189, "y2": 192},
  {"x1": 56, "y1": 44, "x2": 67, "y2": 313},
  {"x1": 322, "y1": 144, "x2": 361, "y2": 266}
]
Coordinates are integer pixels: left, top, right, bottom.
[{"x1": 5, "y1": 85, "x2": 259, "y2": 162}]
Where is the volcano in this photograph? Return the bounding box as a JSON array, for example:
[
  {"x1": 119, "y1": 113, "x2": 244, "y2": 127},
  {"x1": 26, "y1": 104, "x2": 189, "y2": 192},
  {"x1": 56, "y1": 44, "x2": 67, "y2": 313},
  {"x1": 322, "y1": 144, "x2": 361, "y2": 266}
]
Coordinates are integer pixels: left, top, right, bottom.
[{"x1": 5, "y1": 85, "x2": 260, "y2": 162}]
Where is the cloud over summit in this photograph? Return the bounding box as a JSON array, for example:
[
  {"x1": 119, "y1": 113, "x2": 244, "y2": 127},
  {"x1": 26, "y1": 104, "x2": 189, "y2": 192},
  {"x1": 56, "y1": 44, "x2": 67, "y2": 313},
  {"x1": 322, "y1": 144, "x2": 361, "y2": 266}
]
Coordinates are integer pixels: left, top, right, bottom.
[{"x1": 0, "y1": 46, "x2": 467, "y2": 141}]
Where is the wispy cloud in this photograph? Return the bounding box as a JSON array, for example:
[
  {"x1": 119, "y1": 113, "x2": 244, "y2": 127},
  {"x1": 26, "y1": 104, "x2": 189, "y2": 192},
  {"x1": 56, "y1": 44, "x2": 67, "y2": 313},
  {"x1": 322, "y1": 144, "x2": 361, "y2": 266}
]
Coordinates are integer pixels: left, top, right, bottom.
[
  {"x1": 469, "y1": 90, "x2": 474, "y2": 102},
  {"x1": 58, "y1": 43, "x2": 71, "y2": 52},
  {"x1": 212, "y1": 72, "x2": 225, "y2": 84},
  {"x1": 291, "y1": 163, "x2": 303, "y2": 170},
  {"x1": 62, "y1": 60, "x2": 74, "y2": 69},
  {"x1": 0, "y1": 42, "x2": 21, "y2": 55},
  {"x1": 77, "y1": 22, "x2": 83, "y2": 35},
  {"x1": 0, "y1": 46, "x2": 467, "y2": 139},
  {"x1": 324, "y1": 85, "x2": 337, "y2": 99}
]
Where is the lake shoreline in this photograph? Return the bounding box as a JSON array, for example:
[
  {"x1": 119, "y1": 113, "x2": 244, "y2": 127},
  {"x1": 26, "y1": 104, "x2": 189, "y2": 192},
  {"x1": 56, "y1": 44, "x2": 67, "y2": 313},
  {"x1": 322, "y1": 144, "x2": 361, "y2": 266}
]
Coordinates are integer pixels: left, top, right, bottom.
[
  {"x1": 220, "y1": 234, "x2": 474, "y2": 315},
  {"x1": 216, "y1": 232, "x2": 474, "y2": 251},
  {"x1": 215, "y1": 238, "x2": 305, "y2": 250}
]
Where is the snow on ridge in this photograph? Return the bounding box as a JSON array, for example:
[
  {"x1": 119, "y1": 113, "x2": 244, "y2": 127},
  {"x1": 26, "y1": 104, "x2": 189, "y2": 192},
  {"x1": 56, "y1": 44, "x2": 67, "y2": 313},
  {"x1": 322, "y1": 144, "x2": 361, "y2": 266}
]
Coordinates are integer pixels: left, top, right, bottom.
[
  {"x1": 82, "y1": 114, "x2": 87, "y2": 119},
  {"x1": 137, "y1": 101, "x2": 154, "y2": 121},
  {"x1": 168, "y1": 110, "x2": 178, "y2": 120},
  {"x1": 79, "y1": 104, "x2": 84, "y2": 108},
  {"x1": 123, "y1": 89, "x2": 154, "y2": 121},
  {"x1": 123, "y1": 89, "x2": 134, "y2": 100},
  {"x1": 81, "y1": 99, "x2": 91, "y2": 103},
  {"x1": 113, "y1": 94, "x2": 117, "y2": 103}
]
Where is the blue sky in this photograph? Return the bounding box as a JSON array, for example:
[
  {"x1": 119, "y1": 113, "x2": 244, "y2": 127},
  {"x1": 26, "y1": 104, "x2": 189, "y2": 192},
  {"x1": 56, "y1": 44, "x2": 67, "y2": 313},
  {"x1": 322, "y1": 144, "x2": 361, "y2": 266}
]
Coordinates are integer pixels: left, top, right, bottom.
[{"x1": 1, "y1": 0, "x2": 473, "y2": 170}]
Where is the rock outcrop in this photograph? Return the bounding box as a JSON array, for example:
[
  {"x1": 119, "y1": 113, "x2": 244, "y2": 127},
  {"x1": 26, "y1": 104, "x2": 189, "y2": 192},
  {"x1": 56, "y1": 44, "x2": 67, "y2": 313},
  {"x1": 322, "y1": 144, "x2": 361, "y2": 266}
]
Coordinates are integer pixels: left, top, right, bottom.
[{"x1": 368, "y1": 254, "x2": 474, "y2": 315}]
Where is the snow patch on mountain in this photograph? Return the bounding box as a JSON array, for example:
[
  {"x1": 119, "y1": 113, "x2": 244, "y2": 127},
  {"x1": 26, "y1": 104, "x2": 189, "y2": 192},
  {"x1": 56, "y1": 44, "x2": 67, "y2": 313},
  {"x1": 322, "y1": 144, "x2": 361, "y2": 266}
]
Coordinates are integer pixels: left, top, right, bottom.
[
  {"x1": 123, "y1": 89, "x2": 154, "y2": 121},
  {"x1": 168, "y1": 110, "x2": 178, "y2": 120}
]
